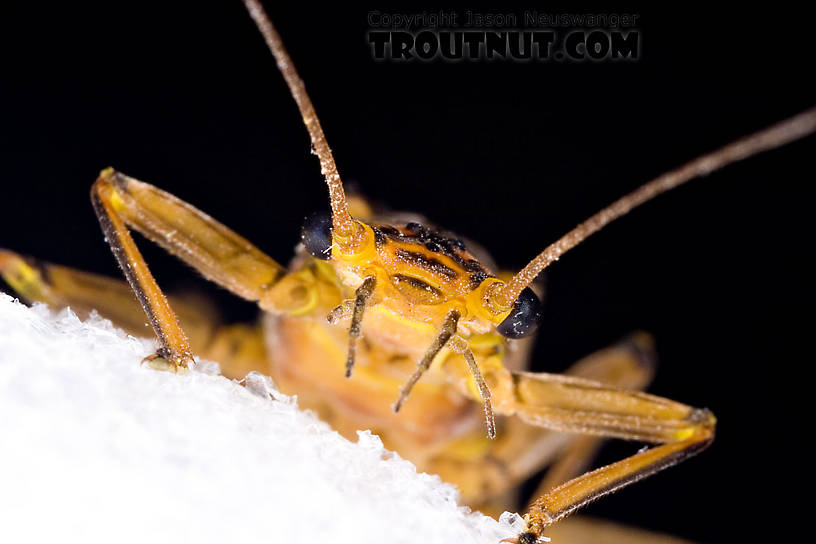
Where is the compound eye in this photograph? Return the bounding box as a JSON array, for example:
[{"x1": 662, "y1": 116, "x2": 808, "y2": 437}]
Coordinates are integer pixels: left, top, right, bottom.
[
  {"x1": 301, "y1": 211, "x2": 332, "y2": 260},
  {"x1": 496, "y1": 287, "x2": 542, "y2": 338}
]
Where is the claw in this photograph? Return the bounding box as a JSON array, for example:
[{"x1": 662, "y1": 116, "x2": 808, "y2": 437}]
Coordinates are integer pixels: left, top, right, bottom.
[{"x1": 141, "y1": 350, "x2": 189, "y2": 375}]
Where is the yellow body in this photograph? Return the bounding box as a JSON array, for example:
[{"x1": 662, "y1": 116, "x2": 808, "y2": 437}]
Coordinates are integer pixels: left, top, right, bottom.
[
  {"x1": 0, "y1": 190, "x2": 716, "y2": 517},
  {"x1": 263, "y1": 245, "x2": 503, "y2": 468},
  {"x1": 256, "y1": 216, "x2": 513, "y2": 484},
  {"x1": 25, "y1": 3, "x2": 814, "y2": 539}
]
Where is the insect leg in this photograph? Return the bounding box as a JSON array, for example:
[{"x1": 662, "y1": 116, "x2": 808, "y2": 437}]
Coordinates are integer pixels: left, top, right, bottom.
[
  {"x1": 484, "y1": 370, "x2": 714, "y2": 538},
  {"x1": 477, "y1": 361, "x2": 710, "y2": 444},
  {"x1": 528, "y1": 333, "x2": 657, "y2": 500},
  {"x1": 522, "y1": 427, "x2": 713, "y2": 539},
  {"x1": 0, "y1": 250, "x2": 216, "y2": 345},
  {"x1": 444, "y1": 338, "x2": 713, "y2": 537},
  {"x1": 0, "y1": 250, "x2": 269, "y2": 378},
  {"x1": 426, "y1": 334, "x2": 656, "y2": 509},
  {"x1": 90, "y1": 168, "x2": 285, "y2": 369}
]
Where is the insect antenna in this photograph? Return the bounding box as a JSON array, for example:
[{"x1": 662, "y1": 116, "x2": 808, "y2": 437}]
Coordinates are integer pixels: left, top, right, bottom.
[
  {"x1": 242, "y1": 0, "x2": 356, "y2": 239},
  {"x1": 492, "y1": 106, "x2": 816, "y2": 308}
]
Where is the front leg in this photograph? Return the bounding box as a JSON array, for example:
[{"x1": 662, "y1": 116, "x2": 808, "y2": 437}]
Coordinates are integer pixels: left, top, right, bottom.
[
  {"x1": 444, "y1": 350, "x2": 715, "y2": 541},
  {"x1": 496, "y1": 369, "x2": 715, "y2": 540},
  {"x1": 90, "y1": 167, "x2": 285, "y2": 370},
  {"x1": 422, "y1": 333, "x2": 658, "y2": 512},
  {"x1": 92, "y1": 170, "x2": 192, "y2": 370}
]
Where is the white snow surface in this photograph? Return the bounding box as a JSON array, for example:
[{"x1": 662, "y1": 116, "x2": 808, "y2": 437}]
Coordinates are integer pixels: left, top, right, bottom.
[{"x1": 0, "y1": 294, "x2": 524, "y2": 543}]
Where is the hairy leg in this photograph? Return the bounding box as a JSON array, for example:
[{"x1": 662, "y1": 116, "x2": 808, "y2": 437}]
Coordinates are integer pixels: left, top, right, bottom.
[{"x1": 89, "y1": 168, "x2": 284, "y2": 369}]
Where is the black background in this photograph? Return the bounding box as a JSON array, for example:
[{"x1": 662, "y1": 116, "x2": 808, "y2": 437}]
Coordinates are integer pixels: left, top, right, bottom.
[{"x1": 2, "y1": 3, "x2": 813, "y2": 542}]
